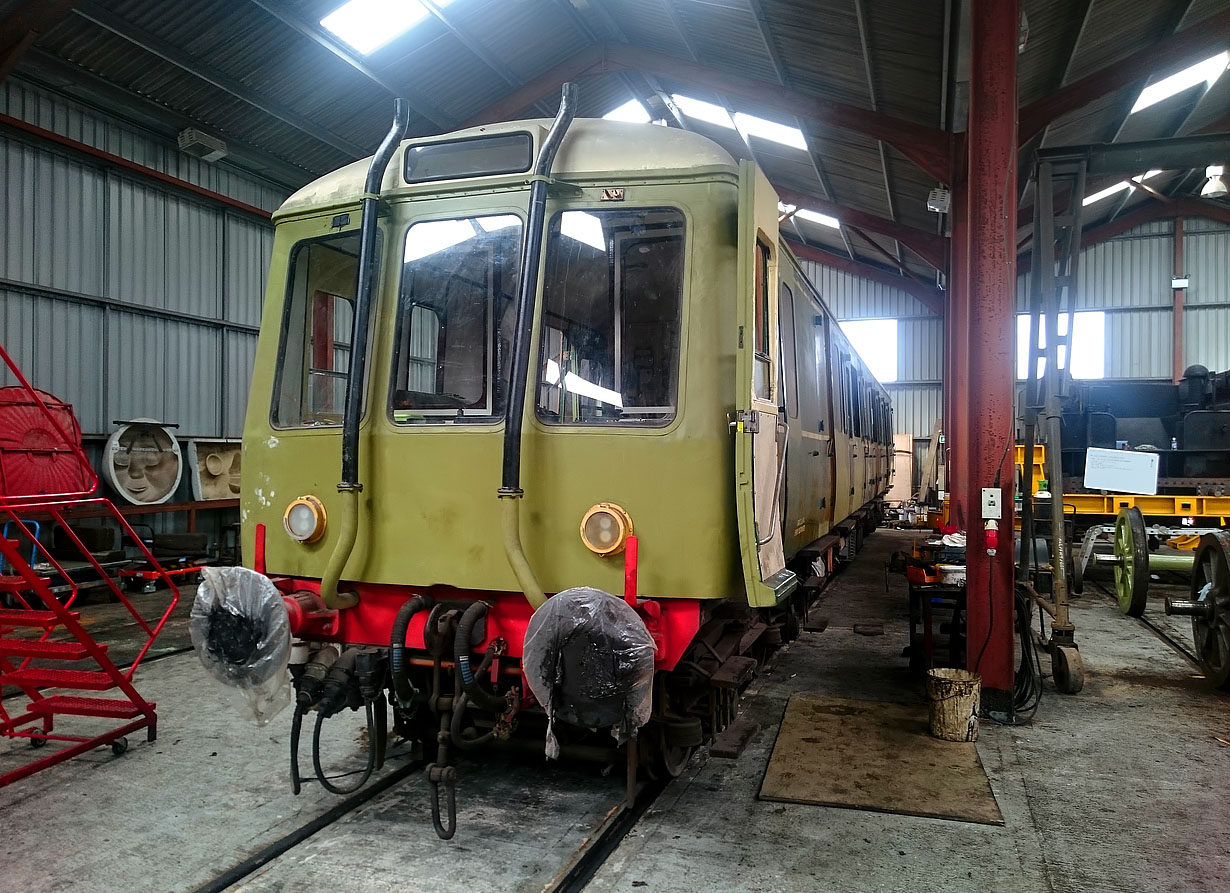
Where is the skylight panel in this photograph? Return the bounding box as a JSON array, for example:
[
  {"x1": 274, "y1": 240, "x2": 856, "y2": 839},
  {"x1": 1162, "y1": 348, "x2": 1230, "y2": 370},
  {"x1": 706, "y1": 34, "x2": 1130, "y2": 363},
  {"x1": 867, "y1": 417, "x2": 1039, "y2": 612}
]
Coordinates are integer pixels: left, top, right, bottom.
[
  {"x1": 1081, "y1": 170, "x2": 1163, "y2": 206},
  {"x1": 321, "y1": 0, "x2": 454, "y2": 55},
  {"x1": 603, "y1": 99, "x2": 652, "y2": 123},
  {"x1": 778, "y1": 202, "x2": 841, "y2": 230},
  {"x1": 671, "y1": 94, "x2": 735, "y2": 129},
  {"x1": 1131, "y1": 51, "x2": 1229, "y2": 113},
  {"x1": 795, "y1": 208, "x2": 841, "y2": 229},
  {"x1": 733, "y1": 112, "x2": 808, "y2": 150}
]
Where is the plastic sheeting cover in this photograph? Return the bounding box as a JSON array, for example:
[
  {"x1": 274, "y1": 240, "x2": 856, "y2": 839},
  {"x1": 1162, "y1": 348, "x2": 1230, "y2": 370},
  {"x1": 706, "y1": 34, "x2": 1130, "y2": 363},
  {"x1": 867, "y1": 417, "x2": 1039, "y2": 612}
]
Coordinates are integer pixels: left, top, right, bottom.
[
  {"x1": 190, "y1": 566, "x2": 292, "y2": 725},
  {"x1": 522, "y1": 587, "x2": 656, "y2": 759}
]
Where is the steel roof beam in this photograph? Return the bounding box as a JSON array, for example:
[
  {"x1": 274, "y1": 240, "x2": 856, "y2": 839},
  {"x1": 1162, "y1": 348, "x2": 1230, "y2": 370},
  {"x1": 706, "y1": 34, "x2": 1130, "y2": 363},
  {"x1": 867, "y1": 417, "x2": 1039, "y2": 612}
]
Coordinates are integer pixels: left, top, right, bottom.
[
  {"x1": 76, "y1": 3, "x2": 370, "y2": 159},
  {"x1": 739, "y1": 0, "x2": 856, "y2": 262},
  {"x1": 1018, "y1": 6, "x2": 1230, "y2": 143},
  {"x1": 462, "y1": 41, "x2": 952, "y2": 182},
  {"x1": 0, "y1": 0, "x2": 84, "y2": 83},
  {"x1": 1017, "y1": 196, "x2": 1230, "y2": 275},
  {"x1": 773, "y1": 185, "x2": 947, "y2": 270},
  {"x1": 244, "y1": 0, "x2": 454, "y2": 131},
  {"x1": 418, "y1": 0, "x2": 553, "y2": 117},
  {"x1": 17, "y1": 49, "x2": 314, "y2": 189},
  {"x1": 785, "y1": 238, "x2": 944, "y2": 317}
]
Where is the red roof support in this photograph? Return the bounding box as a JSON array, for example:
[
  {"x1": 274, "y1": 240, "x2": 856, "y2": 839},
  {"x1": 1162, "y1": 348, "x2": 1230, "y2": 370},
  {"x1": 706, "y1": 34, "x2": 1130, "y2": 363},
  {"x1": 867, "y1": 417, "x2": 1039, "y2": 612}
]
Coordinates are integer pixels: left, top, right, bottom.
[
  {"x1": 962, "y1": 0, "x2": 1018, "y2": 696},
  {"x1": 1018, "y1": 8, "x2": 1230, "y2": 144},
  {"x1": 785, "y1": 238, "x2": 944, "y2": 318}
]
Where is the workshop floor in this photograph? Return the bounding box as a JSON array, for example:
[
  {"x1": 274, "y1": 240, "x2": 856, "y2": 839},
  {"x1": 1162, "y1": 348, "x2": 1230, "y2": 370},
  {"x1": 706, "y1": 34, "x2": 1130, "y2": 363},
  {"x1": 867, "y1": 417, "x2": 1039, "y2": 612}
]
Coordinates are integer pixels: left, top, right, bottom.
[{"x1": 1, "y1": 529, "x2": 1226, "y2": 892}]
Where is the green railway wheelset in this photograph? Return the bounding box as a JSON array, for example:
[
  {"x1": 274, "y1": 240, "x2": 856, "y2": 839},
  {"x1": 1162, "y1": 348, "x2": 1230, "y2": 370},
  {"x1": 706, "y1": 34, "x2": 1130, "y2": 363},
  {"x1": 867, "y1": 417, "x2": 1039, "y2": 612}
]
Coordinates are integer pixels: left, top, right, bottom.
[{"x1": 1082, "y1": 507, "x2": 1230, "y2": 688}]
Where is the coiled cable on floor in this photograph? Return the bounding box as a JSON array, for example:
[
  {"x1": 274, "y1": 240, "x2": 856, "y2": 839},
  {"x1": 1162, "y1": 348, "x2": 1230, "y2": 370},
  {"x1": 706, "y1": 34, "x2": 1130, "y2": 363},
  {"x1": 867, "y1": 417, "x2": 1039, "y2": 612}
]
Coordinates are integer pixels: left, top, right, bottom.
[{"x1": 312, "y1": 699, "x2": 377, "y2": 795}]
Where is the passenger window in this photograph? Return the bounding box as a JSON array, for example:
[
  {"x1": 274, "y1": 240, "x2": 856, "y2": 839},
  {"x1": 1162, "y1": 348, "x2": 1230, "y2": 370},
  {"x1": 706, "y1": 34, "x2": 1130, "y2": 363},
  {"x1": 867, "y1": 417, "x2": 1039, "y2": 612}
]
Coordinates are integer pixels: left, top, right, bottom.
[
  {"x1": 780, "y1": 283, "x2": 798, "y2": 419},
  {"x1": 272, "y1": 231, "x2": 369, "y2": 428},
  {"x1": 536, "y1": 208, "x2": 685, "y2": 426},
  {"x1": 753, "y1": 240, "x2": 772, "y2": 401},
  {"x1": 389, "y1": 214, "x2": 522, "y2": 423},
  {"x1": 852, "y1": 373, "x2": 863, "y2": 438}
]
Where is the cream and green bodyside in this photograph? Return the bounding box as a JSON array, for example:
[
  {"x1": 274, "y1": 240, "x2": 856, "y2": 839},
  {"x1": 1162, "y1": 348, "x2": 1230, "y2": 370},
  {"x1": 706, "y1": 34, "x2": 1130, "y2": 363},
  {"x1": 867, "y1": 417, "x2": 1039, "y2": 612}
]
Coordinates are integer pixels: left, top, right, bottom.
[{"x1": 240, "y1": 118, "x2": 890, "y2": 619}]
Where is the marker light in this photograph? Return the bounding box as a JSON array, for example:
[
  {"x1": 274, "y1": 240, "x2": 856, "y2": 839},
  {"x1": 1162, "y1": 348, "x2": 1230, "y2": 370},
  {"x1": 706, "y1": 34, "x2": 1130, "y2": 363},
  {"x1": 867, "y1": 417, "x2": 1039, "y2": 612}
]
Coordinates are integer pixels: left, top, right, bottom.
[
  {"x1": 283, "y1": 495, "x2": 327, "y2": 544},
  {"x1": 579, "y1": 503, "x2": 634, "y2": 556}
]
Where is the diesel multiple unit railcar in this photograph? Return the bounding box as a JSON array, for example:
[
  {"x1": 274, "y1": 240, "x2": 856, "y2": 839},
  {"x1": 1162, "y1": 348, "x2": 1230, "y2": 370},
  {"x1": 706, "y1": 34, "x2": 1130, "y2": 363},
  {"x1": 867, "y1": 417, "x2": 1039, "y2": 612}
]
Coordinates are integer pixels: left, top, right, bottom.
[{"x1": 197, "y1": 89, "x2": 893, "y2": 838}]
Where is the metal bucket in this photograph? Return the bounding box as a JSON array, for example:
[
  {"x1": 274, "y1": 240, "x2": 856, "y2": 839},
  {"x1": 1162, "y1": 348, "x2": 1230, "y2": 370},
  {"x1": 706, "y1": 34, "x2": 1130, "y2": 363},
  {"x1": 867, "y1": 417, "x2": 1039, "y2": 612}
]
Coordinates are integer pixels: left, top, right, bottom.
[{"x1": 926, "y1": 667, "x2": 981, "y2": 742}]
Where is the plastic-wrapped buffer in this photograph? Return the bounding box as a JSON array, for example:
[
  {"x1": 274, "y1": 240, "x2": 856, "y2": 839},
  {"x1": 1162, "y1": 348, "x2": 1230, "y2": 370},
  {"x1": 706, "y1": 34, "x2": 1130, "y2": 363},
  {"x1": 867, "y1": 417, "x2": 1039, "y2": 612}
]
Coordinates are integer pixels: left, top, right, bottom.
[
  {"x1": 522, "y1": 587, "x2": 656, "y2": 758},
  {"x1": 190, "y1": 566, "x2": 292, "y2": 725}
]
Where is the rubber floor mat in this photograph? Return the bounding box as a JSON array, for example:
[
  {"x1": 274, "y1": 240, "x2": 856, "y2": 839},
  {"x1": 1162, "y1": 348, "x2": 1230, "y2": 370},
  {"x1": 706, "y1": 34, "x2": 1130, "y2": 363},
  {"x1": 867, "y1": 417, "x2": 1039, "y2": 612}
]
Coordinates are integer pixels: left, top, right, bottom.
[{"x1": 758, "y1": 693, "x2": 1003, "y2": 825}]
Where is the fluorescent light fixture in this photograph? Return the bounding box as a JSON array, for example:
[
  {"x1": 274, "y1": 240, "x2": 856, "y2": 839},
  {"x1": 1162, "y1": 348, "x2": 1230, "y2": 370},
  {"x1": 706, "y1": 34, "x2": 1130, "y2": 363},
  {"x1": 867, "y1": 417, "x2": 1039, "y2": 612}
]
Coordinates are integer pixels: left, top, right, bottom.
[
  {"x1": 1081, "y1": 170, "x2": 1163, "y2": 206},
  {"x1": 1131, "y1": 51, "x2": 1229, "y2": 114},
  {"x1": 564, "y1": 371, "x2": 623, "y2": 407},
  {"x1": 560, "y1": 211, "x2": 606, "y2": 251},
  {"x1": 732, "y1": 112, "x2": 807, "y2": 150},
  {"x1": 670, "y1": 94, "x2": 735, "y2": 129},
  {"x1": 603, "y1": 99, "x2": 651, "y2": 123},
  {"x1": 321, "y1": 0, "x2": 453, "y2": 55},
  {"x1": 778, "y1": 202, "x2": 840, "y2": 229}
]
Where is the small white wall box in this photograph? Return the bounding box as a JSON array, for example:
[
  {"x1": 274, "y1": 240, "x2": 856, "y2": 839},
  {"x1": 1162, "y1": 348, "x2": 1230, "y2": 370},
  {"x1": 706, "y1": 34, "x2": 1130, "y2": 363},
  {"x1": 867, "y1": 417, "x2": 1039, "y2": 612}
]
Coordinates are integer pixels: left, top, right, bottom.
[
  {"x1": 1171, "y1": 277, "x2": 1190, "y2": 289},
  {"x1": 1083, "y1": 447, "x2": 1159, "y2": 495},
  {"x1": 981, "y1": 487, "x2": 1002, "y2": 520},
  {"x1": 927, "y1": 187, "x2": 952, "y2": 214}
]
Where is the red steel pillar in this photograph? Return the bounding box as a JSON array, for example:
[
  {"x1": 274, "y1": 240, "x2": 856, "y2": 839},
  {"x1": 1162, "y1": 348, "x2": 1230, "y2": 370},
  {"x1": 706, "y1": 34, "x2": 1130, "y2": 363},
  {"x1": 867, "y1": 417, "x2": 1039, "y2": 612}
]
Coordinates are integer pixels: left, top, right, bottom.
[
  {"x1": 947, "y1": 175, "x2": 969, "y2": 530},
  {"x1": 963, "y1": 0, "x2": 1018, "y2": 697}
]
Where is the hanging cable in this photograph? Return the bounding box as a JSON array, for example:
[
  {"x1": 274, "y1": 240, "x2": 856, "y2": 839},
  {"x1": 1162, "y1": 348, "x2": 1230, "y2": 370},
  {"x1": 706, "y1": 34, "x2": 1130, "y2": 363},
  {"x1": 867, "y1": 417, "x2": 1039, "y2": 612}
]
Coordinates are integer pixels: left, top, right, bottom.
[{"x1": 312, "y1": 699, "x2": 377, "y2": 796}]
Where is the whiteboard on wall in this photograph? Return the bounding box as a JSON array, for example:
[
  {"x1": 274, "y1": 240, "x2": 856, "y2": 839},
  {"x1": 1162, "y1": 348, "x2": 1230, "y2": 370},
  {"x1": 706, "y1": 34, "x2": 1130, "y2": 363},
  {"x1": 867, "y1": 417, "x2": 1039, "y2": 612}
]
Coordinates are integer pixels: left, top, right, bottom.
[{"x1": 1083, "y1": 447, "x2": 1159, "y2": 495}]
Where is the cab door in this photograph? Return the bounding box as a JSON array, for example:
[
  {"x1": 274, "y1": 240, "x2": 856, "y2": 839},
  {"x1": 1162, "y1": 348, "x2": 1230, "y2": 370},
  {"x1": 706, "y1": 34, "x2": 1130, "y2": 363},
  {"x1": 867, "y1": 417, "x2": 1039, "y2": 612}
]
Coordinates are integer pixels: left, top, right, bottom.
[{"x1": 733, "y1": 162, "x2": 796, "y2": 608}]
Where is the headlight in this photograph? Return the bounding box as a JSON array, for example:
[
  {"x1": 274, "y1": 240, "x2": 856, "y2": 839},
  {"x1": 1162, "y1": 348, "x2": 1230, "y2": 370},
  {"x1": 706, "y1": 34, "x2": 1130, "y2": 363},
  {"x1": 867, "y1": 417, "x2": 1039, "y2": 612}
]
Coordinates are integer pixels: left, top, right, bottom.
[
  {"x1": 283, "y1": 495, "x2": 326, "y2": 544},
  {"x1": 579, "y1": 503, "x2": 634, "y2": 556}
]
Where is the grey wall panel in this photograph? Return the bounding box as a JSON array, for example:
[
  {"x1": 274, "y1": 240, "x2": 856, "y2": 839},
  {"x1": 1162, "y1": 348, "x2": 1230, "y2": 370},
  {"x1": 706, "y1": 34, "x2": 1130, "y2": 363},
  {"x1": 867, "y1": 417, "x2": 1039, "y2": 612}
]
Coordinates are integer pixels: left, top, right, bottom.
[
  {"x1": 225, "y1": 331, "x2": 258, "y2": 436},
  {"x1": 31, "y1": 298, "x2": 106, "y2": 434},
  {"x1": 3, "y1": 78, "x2": 289, "y2": 211},
  {"x1": 1, "y1": 137, "x2": 106, "y2": 295},
  {"x1": 164, "y1": 195, "x2": 223, "y2": 317},
  {"x1": 162, "y1": 322, "x2": 222, "y2": 436},
  {"x1": 0, "y1": 289, "x2": 105, "y2": 432},
  {"x1": 0, "y1": 289, "x2": 37, "y2": 387},
  {"x1": 1186, "y1": 228, "x2": 1230, "y2": 306},
  {"x1": 798, "y1": 259, "x2": 925, "y2": 319},
  {"x1": 1080, "y1": 234, "x2": 1172, "y2": 309},
  {"x1": 105, "y1": 312, "x2": 168, "y2": 430},
  {"x1": 1106, "y1": 309, "x2": 1172, "y2": 379},
  {"x1": 224, "y1": 215, "x2": 273, "y2": 327},
  {"x1": 107, "y1": 177, "x2": 166, "y2": 307},
  {"x1": 884, "y1": 384, "x2": 942, "y2": 438},
  {"x1": 1184, "y1": 307, "x2": 1230, "y2": 372},
  {"x1": 897, "y1": 317, "x2": 943, "y2": 383}
]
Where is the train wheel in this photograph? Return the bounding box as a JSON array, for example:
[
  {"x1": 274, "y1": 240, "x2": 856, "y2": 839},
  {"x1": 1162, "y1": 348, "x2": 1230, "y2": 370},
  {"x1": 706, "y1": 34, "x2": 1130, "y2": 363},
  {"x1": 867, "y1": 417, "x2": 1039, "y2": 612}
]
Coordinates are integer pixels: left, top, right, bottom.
[
  {"x1": 1190, "y1": 532, "x2": 1230, "y2": 689},
  {"x1": 642, "y1": 720, "x2": 696, "y2": 779},
  {"x1": 1113, "y1": 508, "x2": 1150, "y2": 617}
]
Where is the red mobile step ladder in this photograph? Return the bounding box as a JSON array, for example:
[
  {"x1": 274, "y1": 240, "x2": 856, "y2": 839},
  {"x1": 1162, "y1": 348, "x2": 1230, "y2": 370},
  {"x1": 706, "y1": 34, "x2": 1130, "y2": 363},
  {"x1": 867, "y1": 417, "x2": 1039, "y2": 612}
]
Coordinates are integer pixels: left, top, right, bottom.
[{"x1": 0, "y1": 341, "x2": 179, "y2": 786}]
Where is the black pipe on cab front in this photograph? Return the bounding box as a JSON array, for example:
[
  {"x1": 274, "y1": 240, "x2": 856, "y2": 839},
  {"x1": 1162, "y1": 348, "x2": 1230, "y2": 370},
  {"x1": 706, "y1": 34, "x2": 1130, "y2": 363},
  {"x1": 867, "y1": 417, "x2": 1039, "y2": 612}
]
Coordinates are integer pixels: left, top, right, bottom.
[
  {"x1": 500, "y1": 83, "x2": 578, "y2": 493},
  {"x1": 340, "y1": 98, "x2": 409, "y2": 490}
]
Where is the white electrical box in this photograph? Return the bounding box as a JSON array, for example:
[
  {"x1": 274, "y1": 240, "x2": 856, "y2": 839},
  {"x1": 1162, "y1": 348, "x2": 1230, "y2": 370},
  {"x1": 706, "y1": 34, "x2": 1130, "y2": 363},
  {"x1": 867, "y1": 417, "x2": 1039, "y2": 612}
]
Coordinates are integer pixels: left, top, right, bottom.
[{"x1": 981, "y1": 487, "x2": 1002, "y2": 520}]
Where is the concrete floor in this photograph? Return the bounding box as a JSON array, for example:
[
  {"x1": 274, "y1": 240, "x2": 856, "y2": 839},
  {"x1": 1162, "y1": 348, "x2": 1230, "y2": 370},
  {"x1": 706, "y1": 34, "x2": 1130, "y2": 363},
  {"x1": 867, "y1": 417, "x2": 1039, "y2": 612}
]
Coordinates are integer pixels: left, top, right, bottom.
[{"x1": 2, "y1": 528, "x2": 1227, "y2": 892}]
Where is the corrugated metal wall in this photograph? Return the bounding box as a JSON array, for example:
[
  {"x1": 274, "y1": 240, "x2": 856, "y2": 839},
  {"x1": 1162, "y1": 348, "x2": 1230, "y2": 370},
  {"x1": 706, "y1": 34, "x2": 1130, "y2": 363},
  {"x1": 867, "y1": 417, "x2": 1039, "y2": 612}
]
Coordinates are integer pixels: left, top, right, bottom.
[
  {"x1": 0, "y1": 77, "x2": 281, "y2": 441},
  {"x1": 800, "y1": 259, "x2": 944, "y2": 438},
  {"x1": 803, "y1": 216, "x2": 1230, "y2": 444}
]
